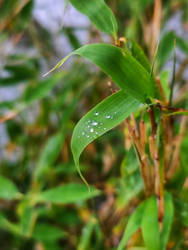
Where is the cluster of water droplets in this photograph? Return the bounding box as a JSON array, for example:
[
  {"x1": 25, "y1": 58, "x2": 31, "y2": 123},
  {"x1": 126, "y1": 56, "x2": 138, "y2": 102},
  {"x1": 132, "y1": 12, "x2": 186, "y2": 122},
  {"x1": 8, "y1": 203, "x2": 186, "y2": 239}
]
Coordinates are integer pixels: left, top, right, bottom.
[{"x1": 77, "y1": 110, "x2": 118, "y2": 140}]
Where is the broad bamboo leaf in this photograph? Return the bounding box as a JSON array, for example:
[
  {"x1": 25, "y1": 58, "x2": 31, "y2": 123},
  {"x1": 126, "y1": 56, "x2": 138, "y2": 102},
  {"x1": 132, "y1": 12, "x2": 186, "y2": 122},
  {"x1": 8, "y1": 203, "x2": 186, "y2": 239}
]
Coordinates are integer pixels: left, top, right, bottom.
[
  {"x1": 0, "y1": 176, "x2": 21, "y2": 200},
  {"x1": 71, "y1": 91, "x2": 141, "y2": 183},
  {"x1": 46, "y1": 44, "x2": 155, "y2": 103},
  {"x1": 160, "y1": 192, "x2": 174, "y2": 250},
  {"x1": 141, "y1": 195, "x2": 160, "y2": 250},
  {"x1": 36, "y1": 183, "x2": 100, "y2": 204},
  {"x1": 118, "y1": 200, "x2": 146, "y2": 250},
  {"x1": 69, "y1": 0, "x2": 118, "y2": 39},
  {"x1": 34, "y1": 132, "x2": 64, "y2": 180}
]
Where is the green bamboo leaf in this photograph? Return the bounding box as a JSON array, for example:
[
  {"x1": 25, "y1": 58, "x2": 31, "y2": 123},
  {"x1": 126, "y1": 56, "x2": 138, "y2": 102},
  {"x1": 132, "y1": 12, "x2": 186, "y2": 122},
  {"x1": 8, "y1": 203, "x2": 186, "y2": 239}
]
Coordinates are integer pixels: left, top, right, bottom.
[
  {"x1": 36, "y1": 183, "x2": 100, "y2": 204},
  {"x1": 34, "y1": 132, "x2": 64, "y2": 180},
  {"x1": 71, "y1": 91, "x2": 141, "y2": 184},
  {"x1": 118, "y1": 200, "x2": 146, "y2": 250},
  {"x1": 0, "y1": 176, "x2": 22, "y2": 200},
  {"x1": 160, "y1": 192, "x2": 174, "y2": 250},
  {"x1": 69, "y1": 0, "x2": 118, "y2": 39},
  {"x1": 125, "y1": 39, "x2": 151, "y2": 73},
  {"x1": 141, "y1": 195, "x2": 160, "y2": 250},
  {"x1": 45, "y1": 44, "x2": 155, "y2": 103}
]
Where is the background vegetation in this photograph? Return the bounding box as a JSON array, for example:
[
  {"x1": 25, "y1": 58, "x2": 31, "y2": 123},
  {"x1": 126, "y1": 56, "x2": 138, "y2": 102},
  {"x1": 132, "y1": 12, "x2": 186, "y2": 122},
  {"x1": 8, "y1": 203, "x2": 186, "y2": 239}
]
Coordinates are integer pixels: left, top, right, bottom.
[{"x1": 0, "y1": 0, "x2": 188, "y2": 249}]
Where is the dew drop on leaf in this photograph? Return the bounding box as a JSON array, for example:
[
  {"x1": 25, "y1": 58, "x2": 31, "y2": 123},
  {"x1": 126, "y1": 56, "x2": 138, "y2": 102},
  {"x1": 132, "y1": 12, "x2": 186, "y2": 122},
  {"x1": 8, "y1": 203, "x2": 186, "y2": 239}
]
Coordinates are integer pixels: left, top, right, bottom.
[
  {"x1": 91, "y1": 121, "x2": 98, "y2": 126},
  {"x1": 105, "y1": 115, "x2": 111, "y2": 119}
]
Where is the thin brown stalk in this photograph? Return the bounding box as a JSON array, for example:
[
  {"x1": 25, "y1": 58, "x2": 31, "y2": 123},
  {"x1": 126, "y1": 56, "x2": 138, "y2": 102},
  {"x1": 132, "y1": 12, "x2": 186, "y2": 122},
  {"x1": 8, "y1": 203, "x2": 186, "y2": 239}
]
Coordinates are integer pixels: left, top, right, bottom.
[
  {"x1": 151, "y1": 0, "x2": 162, "y2": 57},
  {"x1": 149, "y1": 135, "x2": 156, "y2": 190},
  {"x1": 148, "y1": 107, "x2": 157, "y2": 136},
  {"x1": 148, "y1": 107, "x2": 164, "y2": 230},
  {"x1": 0, "y1": 0, "x2": 31, "y2": 32},
  {"x1": 0, "y1": 111, "x2": 18, "y2": 123},
  {"x1": 155, "y1": 76, "x2": 167, "y2": 103},
  {"x1": 126, "y1": 118, "x2": 151, "y2": 196},
  {"x1": 154, "y1": 148, "x2": 164, "y2": 231},
  {"x1": 175, "y1": 58, "x2": 188, "y2": 82},
  {"x1": 166, "y1": 116, "x2": 187, "y2": 179},
  {"x1": 139, "y1": 120, "x2": 146, "y2": 150}
]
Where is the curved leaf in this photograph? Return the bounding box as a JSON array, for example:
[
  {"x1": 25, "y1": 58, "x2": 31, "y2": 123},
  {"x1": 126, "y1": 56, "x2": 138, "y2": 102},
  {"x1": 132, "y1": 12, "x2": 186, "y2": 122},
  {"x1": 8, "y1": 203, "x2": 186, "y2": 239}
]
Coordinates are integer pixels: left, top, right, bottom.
[
  {"x1": 69, "y1": 0, "x2": 118, "y2": 39},
  {"x1": 71, "y1": 90, "x2": 141, "y2": 188},
  {"x1": 36, "y1": 183, "x2": 100, "y2": 204},
  {"x1": 118, "y1": 200, "x2": 146, "y2": 250},
  {"x1": 45, "y1": 44, "x2": 155, "y2": 103},
  {"x1": 141, "y1": 195, "x2": 160, "y2": 250}
]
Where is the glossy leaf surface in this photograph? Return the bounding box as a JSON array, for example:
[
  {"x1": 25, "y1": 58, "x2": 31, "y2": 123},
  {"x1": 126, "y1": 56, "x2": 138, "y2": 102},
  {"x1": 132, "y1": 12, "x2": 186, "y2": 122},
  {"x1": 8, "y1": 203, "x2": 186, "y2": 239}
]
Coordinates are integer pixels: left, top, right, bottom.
[
  {"x1": 71, "y1": 91, "x2": 141, "y2": 182},
  {"x1": 47, "y1": 44, "x2": 155, "y2": 103}
]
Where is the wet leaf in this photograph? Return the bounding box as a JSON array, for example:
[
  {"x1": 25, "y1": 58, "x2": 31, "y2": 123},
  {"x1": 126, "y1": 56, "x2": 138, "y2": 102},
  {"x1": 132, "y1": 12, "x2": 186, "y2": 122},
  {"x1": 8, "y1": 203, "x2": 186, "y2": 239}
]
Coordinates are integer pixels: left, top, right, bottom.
[{"x1": 71, "y1": 91, "x2": 141, "y2": 184}]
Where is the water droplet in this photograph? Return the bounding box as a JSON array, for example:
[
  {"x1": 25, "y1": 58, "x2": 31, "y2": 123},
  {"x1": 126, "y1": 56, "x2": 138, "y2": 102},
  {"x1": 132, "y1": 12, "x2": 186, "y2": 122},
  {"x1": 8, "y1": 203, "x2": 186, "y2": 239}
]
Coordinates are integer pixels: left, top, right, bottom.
[
  {"x1": 90, "y1": 128, "x2": 94, "y2": 133},
  {"x1": 105, "y1": 115, "x2": 111, "y2": 119},
  {"x1": 86, "y1": 135, "x2": 90, "y2": 138},
  {"x1": 104, "y1": 128, "x2": 106, "y2": 130},
  {"x1": 88, "y1": 125, "x2": 90, "y2": 128},
  {"x1": 94, "y1": 111, "x2": 99, "y2": 116},
  {"x1": 95, "y1": 132, "x2": 98, "y2": 135},
  {"x1": 91, "y1": 121, "x2": 98, "y2": 126},
  {"x1": 82, "y1": 132, "x2": 85, "y2": 135}
]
